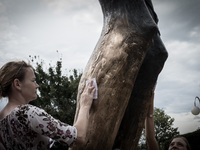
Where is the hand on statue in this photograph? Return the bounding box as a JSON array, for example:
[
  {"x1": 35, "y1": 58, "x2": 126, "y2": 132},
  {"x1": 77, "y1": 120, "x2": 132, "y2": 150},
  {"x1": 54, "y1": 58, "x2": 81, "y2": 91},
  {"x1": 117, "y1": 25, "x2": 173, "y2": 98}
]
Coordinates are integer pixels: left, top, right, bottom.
[
  {"x1": 80, "y1": 80, "x2": 96, "y2": 110},
  {"x1": 148, "y1": 82, "x2": 157, "y2": 117},
  {"x1": 152, "y1": 82, "x2": 157, "y2": 93}
]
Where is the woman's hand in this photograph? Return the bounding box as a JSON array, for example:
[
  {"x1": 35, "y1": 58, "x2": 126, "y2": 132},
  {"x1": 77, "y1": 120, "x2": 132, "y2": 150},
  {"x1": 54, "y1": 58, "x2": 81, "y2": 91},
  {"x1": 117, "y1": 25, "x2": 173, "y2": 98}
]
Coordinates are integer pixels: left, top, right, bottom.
[
  {"x1": 73, "y1": 80, "x2": 96, "y2": 146},
  {"x1": 80, "y1": 80, "x2": 96, "y2": 110}
]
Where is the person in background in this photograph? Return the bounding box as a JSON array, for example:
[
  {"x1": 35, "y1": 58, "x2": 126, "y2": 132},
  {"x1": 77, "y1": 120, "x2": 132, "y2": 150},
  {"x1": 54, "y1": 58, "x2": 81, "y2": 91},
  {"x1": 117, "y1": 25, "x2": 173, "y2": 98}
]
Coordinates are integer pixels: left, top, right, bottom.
[
  {"x1": 168, "y1": 136, "x2": 191, "y2": 150},
  {"x1": 145, "y1": 85, "x2": 159, "y2": 150},
  {"x1": 145, "y1": 85, "x2": 191, "y2": 150},
  {"x1": 0, "y1": 60, "x2": 96, "y2": 150}
]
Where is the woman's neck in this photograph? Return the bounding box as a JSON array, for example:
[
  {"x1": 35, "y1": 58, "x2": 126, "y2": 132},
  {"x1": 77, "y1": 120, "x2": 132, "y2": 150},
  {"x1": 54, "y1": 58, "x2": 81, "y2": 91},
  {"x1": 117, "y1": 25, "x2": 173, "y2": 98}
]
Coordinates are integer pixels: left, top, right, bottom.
[{"x1": 0, "y1": 97, "x2": 27, "y2": 120}]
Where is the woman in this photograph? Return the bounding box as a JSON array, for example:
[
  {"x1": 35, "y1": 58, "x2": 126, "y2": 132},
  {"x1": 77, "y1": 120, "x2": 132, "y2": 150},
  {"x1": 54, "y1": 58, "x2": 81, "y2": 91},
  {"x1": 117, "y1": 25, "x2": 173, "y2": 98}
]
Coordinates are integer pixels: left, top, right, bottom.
[
  {"x1": 145, "y1": 86, "x2": 191, "y2": 150},
  {"x1": 0, "y1": 60, "x2": 96, "y2": 149},
  {"x1": 168, "y1": 136, "x2": 191, "y2": 150}
]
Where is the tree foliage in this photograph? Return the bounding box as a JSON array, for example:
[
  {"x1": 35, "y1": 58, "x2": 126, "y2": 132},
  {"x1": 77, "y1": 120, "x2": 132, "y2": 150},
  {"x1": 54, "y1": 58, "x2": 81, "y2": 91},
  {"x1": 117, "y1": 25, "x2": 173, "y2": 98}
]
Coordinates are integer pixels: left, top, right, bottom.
[
  {"x1": 138, "y1": 107, "x2": 179, "y2": 150},
  {"x1": 154, "y1": 108, "x2": 179, "y2": 150},
  {"x1": 29, "y1": 56, "x2": 82, "y2": 149}
]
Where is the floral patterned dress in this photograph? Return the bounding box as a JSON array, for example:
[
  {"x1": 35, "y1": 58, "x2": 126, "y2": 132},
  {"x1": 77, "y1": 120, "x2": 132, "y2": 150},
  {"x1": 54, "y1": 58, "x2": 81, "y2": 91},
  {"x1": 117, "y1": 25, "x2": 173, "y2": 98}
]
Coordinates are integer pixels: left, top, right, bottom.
[{"x1": 0, "y1": 104, "x2": 77, "y2": 150}]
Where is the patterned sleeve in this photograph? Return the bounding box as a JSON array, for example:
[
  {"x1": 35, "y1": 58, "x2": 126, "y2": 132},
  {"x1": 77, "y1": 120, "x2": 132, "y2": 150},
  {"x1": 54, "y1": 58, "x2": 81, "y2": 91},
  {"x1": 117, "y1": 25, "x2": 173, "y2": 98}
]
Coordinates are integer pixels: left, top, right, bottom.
[{"x1": 25, "y1": 105, "x2": 77, "y2": 147}]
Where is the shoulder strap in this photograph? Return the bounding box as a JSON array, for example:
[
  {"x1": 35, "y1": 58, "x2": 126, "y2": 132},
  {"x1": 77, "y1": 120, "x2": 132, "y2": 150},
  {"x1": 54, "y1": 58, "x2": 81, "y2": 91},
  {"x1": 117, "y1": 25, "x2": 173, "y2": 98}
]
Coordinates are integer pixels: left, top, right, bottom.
[{"x1": 0, "y1": 135, "x2": 7, "y2": 150}]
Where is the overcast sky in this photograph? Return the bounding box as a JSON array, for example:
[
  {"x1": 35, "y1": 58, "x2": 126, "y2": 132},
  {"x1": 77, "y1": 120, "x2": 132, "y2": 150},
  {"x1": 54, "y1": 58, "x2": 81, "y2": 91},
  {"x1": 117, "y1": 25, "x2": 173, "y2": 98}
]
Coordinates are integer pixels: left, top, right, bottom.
[{"x1": 0, "y1": 0, "x2": 200, "y2": 134}]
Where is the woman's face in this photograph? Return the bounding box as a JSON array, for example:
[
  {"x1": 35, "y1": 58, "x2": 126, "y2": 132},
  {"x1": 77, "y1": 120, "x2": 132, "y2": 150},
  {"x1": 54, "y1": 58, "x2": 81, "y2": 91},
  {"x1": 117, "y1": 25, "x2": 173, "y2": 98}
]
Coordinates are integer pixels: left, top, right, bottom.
[
  {"x1": 168, "y1": 137, "x2": 187, "y2": 150},
  {"x1": 20, "y1": 67, "x2": 39, "y2": 102}
]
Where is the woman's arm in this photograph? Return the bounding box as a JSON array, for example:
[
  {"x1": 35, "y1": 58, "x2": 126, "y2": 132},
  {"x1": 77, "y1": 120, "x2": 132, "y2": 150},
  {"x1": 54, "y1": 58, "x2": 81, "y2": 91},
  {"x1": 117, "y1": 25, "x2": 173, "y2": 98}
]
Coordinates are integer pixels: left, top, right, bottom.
[
  {"x1": 25, "y1": 80, "x2": 95, "y2": 148},
  {"x1": 145, "y1": 91, "x2": 159, "y2": 150},
  {"x1": 73, "y1": 80, "x2": 96, "y2": 145}
]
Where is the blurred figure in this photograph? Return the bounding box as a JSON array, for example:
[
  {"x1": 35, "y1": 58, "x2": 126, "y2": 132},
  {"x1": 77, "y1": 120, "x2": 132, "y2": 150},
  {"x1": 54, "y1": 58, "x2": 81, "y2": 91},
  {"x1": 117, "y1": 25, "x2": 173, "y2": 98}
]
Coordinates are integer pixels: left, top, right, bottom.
[{"x1": 145, "y1": 85, "x2": 191, "y2": 150}]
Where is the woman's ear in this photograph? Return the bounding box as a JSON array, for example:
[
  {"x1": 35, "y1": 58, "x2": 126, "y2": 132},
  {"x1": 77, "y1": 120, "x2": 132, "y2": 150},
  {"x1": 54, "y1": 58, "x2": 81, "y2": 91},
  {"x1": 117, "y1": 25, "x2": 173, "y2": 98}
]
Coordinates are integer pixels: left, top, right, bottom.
[{"x1": 13, "y1": 79, "x2": 22, "y2": 91}]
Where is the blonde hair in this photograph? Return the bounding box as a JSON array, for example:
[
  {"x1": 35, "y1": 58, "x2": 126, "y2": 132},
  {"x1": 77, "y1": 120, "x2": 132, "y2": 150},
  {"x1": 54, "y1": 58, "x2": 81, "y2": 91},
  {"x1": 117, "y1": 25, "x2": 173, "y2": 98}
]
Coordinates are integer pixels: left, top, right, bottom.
[{"x1": 0, "y1": 61, "x2": 32, "y2": 98}]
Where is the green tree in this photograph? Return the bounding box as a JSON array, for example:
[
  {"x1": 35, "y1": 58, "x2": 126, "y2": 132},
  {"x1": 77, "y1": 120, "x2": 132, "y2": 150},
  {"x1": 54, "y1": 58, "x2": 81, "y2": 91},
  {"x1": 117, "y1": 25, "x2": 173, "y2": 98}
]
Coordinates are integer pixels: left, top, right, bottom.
[
  {"x1": 137, "y1": 107, "x2": 179, "y2": 150},
  {"x1": 154, "y1": 108, "x2": 179, "y2": 150},
  {"x1": 29, "y1": 56, "x2": 82, "y2": 149}
]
